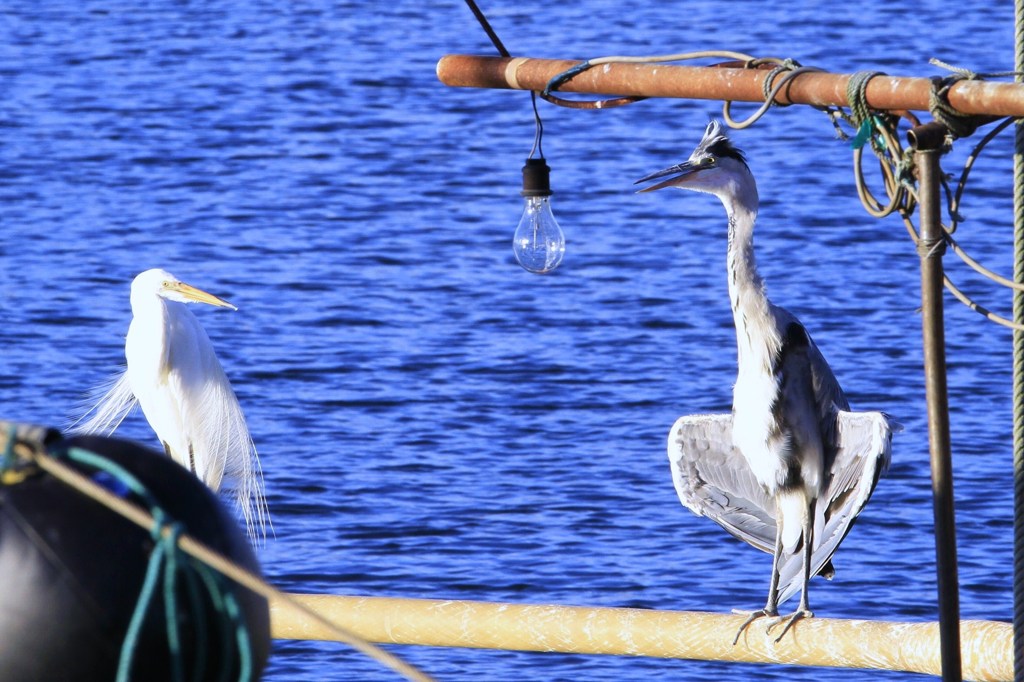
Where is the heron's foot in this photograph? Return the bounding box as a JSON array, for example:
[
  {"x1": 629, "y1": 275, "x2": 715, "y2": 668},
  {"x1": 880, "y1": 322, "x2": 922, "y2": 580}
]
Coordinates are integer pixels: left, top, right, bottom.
[
  {"x1": 766, "y1": 608, "x2": 813, "y2": 643},
  {"x1": 730, "y1": 608, "x2": 778, "y2": 646}
]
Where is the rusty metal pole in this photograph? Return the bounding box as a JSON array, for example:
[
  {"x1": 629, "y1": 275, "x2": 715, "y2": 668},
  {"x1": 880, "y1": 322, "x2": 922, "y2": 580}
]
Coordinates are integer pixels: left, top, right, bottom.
[
  {"x1": 910, "y1": 122, "x2": 962, "y2": 682},
  {"x1": 436, "y1": 55, "x2": 1024, "y2": 116}
]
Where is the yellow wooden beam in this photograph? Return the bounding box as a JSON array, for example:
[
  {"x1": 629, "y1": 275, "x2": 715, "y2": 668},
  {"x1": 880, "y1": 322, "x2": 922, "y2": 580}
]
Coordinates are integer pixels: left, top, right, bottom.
[{"x1": 271, "y1": 593, "x2": 1011, "y2": 681}]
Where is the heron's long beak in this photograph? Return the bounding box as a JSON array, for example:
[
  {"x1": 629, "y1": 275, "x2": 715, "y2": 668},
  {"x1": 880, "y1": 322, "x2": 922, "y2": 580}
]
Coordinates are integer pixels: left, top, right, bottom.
[
  {"x1": 169, "y1": 281, "x2": 238, "y2": 311},
  {"x1": 634, "y1": 161, "x2": 699, "y2": 193}
]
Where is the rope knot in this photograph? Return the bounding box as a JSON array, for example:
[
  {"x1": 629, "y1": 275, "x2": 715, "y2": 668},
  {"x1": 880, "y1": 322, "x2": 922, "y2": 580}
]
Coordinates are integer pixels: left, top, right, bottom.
[
  {"x1": 760, "y1": 58, "x2": 802, "y2": 106},
  {"x1": 845, "y1": 71, "x2": 888, "y2": 151},
  {"x1": 917, "y1": 232, "x2": 948, "y2": 259},
  {"x1": 927, "y1": 58, "x2": 989, "y2": 139}
]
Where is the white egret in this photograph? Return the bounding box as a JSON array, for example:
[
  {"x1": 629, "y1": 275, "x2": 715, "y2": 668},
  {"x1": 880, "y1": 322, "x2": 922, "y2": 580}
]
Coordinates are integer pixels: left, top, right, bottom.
[
  {"x1": 73, "y1": 268, "x2": 268, "y2": 543},
  {"x1": 636, "y1": 121, "x2": 895, "y2": 642}
]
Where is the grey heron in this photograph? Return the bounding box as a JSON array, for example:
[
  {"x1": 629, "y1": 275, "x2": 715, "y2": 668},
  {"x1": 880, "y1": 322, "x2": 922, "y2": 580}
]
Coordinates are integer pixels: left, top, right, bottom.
[{"x1": 635, "y1": 121, "x2": 894, "y2": 643}]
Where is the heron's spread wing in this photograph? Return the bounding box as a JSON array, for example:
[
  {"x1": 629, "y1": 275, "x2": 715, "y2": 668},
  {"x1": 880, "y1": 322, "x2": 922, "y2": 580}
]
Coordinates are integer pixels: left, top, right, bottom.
[
  {"x1": 670, "y1": 409, "x2": 890, "y2": 606},
  {"x1": 775, "y1": 409, "x2": 894, "y2": 604},
  {"x1": 68, "y1": 370, "x2": 139, "y2": 435},
  {"x1": 668, "y1": 414, "x2": 776, "y2": 554}
]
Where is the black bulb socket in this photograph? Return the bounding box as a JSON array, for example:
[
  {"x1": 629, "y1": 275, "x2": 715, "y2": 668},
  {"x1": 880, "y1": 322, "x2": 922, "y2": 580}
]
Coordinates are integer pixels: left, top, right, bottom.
[{"x1": 521, "y1": 158, "x2": 553, "y2": 197}]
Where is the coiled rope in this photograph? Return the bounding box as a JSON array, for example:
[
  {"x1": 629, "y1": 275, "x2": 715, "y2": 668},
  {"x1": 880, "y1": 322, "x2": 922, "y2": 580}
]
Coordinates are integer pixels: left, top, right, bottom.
[
  {"x1": 928, "y1": 58, "x2": 1010, "y2": 140},
  {"x1": 725, "y1": 57, "x2": 825, "y2": 129},
  {"x1": 842, "y1": 87, "x2": 1024, "y2": 331}
]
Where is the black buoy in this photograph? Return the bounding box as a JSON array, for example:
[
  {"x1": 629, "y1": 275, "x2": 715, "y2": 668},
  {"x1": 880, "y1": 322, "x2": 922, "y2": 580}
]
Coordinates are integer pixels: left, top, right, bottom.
[{"x1": 0, "y1": 431, "x2": 270, "y2": 682}]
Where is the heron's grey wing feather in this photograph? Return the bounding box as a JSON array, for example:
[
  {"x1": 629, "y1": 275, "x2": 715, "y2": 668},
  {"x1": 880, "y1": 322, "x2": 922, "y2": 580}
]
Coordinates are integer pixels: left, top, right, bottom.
[
  {"x1": 775, "y1": 409, "x2": 894, "y2": 604},
  {"x1": 668, "y1": 414, "x2": 776, "y2": 554}
]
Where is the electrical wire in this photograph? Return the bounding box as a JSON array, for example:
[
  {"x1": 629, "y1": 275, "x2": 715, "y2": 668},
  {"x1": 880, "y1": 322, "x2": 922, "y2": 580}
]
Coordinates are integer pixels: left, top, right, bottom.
[
  {"x1": 455, "y1": 3, "x2": 1022, "y2": 330},
  {"x1": 462, "y1": 0, "x2": 545, "y2": 159},
  {"x1": 541, "y1": 50, "x2": 1022, "y2": 329}
]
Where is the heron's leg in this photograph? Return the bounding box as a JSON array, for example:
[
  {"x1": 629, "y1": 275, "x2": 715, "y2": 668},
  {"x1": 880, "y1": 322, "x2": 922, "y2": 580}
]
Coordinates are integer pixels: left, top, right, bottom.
[
  {"x1": 732, "y1": 509, "x2": 784, "y2": 645},
  {"x1": 188, "y1": 442, "x2": 196, "y2": 474},
  {"x1": 769, "y1": 498, "x2": 816, "y2": 643}
]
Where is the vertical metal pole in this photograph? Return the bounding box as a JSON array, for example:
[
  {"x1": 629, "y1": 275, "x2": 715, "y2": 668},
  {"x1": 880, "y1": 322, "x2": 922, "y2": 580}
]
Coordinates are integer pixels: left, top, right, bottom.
[
  {"x1": 1013, "y1": 4, "x2": 1024, "y2": 680},
  {"x1": 911, "y1": 123, "x2": 962, "y2": 682}
]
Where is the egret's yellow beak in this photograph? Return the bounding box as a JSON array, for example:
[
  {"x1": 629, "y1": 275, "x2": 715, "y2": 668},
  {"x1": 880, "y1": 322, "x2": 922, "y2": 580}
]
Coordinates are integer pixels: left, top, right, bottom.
[{"x1": 167, "y1": 281, "x2": 237, "y2": 310}]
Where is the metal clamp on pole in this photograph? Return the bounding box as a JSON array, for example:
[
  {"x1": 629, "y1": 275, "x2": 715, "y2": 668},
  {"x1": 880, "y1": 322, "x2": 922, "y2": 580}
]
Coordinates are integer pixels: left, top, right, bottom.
[{"x1": 909, "y1": 121, "x2": 963, "y2": 682}]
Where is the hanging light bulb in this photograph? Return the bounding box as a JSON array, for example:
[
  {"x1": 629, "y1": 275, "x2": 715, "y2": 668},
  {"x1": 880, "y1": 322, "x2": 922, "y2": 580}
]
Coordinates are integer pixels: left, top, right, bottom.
[{"x1": 513, "y1": 158, "x2": 566, "y2": 274}]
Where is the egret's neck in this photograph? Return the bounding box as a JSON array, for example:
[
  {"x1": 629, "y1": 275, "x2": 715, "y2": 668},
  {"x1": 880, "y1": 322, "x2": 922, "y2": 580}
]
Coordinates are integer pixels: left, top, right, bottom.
[{"x1": 126, "y1": 293, "x2": 173, "y2": 371}]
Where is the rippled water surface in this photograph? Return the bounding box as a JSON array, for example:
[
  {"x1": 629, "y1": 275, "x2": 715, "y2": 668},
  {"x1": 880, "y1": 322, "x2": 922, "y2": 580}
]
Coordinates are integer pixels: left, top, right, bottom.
[{"x1": 1, "y1": 2, "x2": 1018, "y2": 680}]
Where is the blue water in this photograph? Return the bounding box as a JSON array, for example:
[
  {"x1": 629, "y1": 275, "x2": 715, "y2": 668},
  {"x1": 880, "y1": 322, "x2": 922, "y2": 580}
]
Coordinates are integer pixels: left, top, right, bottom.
[{"x1": 0, "y1": 1, "x2": 1018, "y2": 680}]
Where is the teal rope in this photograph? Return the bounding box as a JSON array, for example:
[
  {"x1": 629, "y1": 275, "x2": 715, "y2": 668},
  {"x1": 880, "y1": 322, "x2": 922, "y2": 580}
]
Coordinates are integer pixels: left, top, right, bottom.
[
  {"x1": 63, "y1": 448, "x2": 187, "y2": 680},
  {"x1": 1, "y1": 424, "x2": 16, "y2": 468},
  {"x1": 66, "y1": 447, "x2": 159, "y2": 506},
  {"x1": 543, "y1": 60, "x2": 592, "y2": 97},
  {"x1": 845, "y1": 70, "x2": 887, "y2": 152},
  {"x1": 182, "y1": 556, "x2": 211, "y2": 681},
  {"x1": 0, "y1": 423, "x2": 36, "y2": 468},
  {"x1": 117, "y1": 510, "x2": 173, "y2": 682},
  {"x1": 194, "y1": 560, "x2": 250, "y2": 681},
  {"x1": 541, "y1": 58, "x2": 646, "y2": 110},
  {"x1": 199, "y1": 565, "x2": 234, "y2": 681},
  {"x1": 161, "y1": 523, "x2": 185, "y2": 682},
  {"x1": 61, "y1": 446, "x2": 255, "y2": 682},
  {"x1": 224, "y1": 590, "x2": 253, "y2": 681}
]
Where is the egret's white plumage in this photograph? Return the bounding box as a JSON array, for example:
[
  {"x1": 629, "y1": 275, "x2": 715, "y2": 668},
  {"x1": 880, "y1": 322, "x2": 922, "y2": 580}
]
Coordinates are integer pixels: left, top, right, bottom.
[
  {"x1": 73, "y1": 268, "x2": 268, "y2": 543},
  {"x1": 636, "y1": 121, "x2": 895, "y2": 641}
]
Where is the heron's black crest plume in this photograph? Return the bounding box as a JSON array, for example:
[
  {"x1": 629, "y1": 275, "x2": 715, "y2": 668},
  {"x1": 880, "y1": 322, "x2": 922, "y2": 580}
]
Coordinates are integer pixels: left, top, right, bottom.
[{"x1": 697, "y1": 120, "x2": 748, "y2": 168}]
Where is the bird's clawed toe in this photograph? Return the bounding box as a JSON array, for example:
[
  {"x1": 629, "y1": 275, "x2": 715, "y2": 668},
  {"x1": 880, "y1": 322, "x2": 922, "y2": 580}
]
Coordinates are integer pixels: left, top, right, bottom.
[
  {"x1": 766, "y1": 608, "x2": 813, "y2": 643},
  {"x1": 731, "y1": 608, "x2": 778, "y2": 645},
  {"x1": 732, "y1": 606, "x2": 813, "y2": 645}
]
